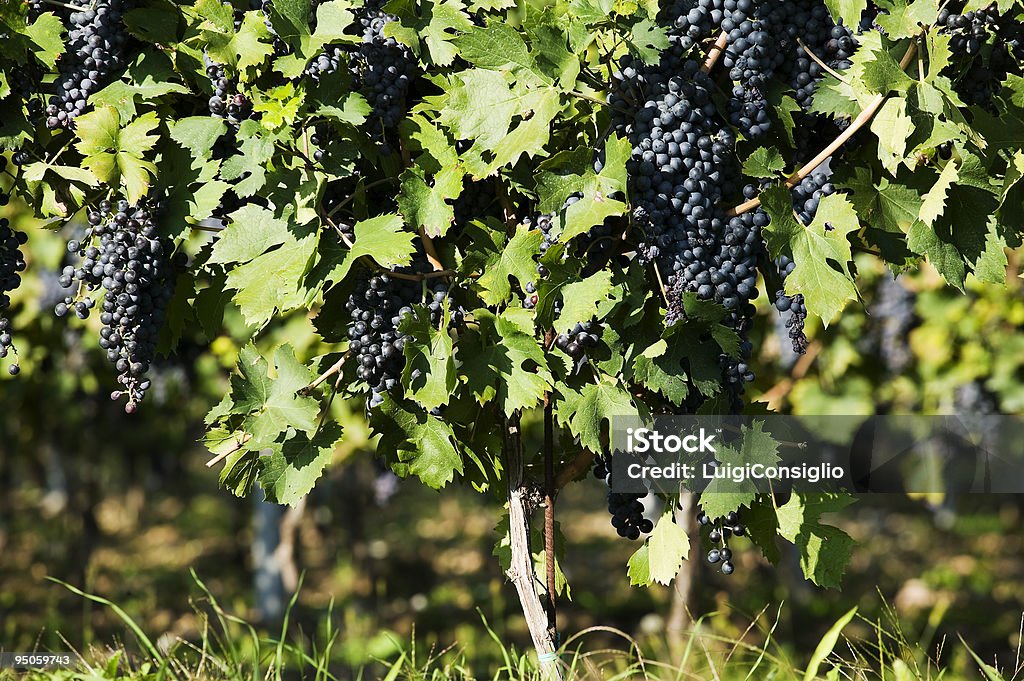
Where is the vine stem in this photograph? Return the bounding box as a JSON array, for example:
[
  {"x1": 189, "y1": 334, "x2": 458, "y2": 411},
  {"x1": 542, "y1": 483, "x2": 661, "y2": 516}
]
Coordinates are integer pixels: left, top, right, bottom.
[
  {"x1": 300, "y1": 352, "x2": 350, "y2": 395},
  {"x1": 504, "y1": 414, "x2": 562, "y2": 680},
  {"x1": 192, "y1": 223, "x2": 224, "y2": 233},
  {"x1": 701, "y1": 32, "x2": 730, "y2": 73},
  {"x1": 543, "y1": 387, "x2": 557, "y2": 641},
  {"x1": 205, "y1": 433, "x2": 253, "y2": 468},
  {"x1": 796, "y1": 38, "x2": 848, "y2": 82},
  {"x1": 726, "y1": 39, "x2": 921, "y2": 217}
]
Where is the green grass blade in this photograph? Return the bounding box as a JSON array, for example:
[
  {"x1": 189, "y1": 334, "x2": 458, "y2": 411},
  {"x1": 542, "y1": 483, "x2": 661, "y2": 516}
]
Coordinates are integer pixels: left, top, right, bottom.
[{"x1": 803, "y1": 607, "x2": 857, "y2": 681}]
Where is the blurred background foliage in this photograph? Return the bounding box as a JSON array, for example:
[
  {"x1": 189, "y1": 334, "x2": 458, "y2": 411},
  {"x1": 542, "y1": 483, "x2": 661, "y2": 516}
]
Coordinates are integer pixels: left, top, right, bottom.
[{"x1": 2, "y1": 191, "x2": 1024, "y2": 677}]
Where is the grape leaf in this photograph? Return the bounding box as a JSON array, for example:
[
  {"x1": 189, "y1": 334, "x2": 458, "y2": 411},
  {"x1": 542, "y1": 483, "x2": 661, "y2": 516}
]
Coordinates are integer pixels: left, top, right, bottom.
[
  {"x1": 824, "y1": 0, "x2": 867, "y2": 28},
  {"x1": 742, "y1": 147, "x2": 786, "y2": 179},
  {"x1": 775, "y1": 492, "x2": 856, "y2": 589},
  {"x1": 761, "y1": 187, "x2": 860, "y2": 323},
  {"x1": 626, "y1": 544, "x2": 651, "y2": 586},
  {"x1": 259, "y1": 422, "x2": 344, "y2": 506},
  {"x1": 397, "y1": 165, "x2": 459, "y2": 239},
  {"x1": 558, "y1": 376, "x2": 639, "y2": 453},
  {"x1": 646, "y1": 511, "x2": 689, "y2": 586},
  {"x1": 860, "y1": 48, "x2": 916, "y2": 94},
  {"x1": 376, "y1": 396, "x2": 463, "y2": 489},
  {"x1": 169, "y1": 116, "x2": 229, "y2": 160},
  {"x1": 225, "y1": 228, "x2": 320, "y2": 328},
  {"x1": 555, "y1": 271, "x2": 616, "y2": 334},
  {"x1": 453, "y1": 21, "x2": 544, "y2": 81},
  {"x1": 476, "y1": 224, "x2": 544, "y2": 306},
  {"x1": 23, "y1": 13, "x2": 64, "y2": 68},
  {"x1": 871, "y1": 97, "x2": 914, "y2": 175},
  {"x1": 873, "y1": 0, "x2": 937, "y2": 39},
  {"x1": 400, "y1": 305, "x2": 457, "y2": 412},
  {"x1": 201, "y1": 10, "x2": 274, "y2": 74},
  {"x1": 700, "y1": 422, "x2": 780, "y2": 519},
  {"x1": 75, "y1": 108, "x2": 159, "y2": 204},
  {"x1": 919, "y1": 160, "x2": 958, "y2": 226},
  {"x1": 460, "y1": 309, "x2": 553, "y2": 415},
  {"x1": 322, "y1": 213, "x2": 416, "y2": 285},
  {"x1": 209, "y1": 204, "x2": 291, "y2": 265}
]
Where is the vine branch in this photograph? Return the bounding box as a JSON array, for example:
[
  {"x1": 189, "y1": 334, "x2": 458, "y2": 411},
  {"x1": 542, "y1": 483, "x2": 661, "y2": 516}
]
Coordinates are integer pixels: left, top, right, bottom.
[
  {"x1": 701, "y1": 32, "x2": 730, "y2": 73},
  {"x1": 726, "y1": 39, "x2": 921, "y2": 217}
]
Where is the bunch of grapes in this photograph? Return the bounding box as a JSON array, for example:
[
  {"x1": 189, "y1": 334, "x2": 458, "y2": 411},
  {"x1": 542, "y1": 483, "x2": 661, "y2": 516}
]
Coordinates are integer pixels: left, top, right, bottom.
[
  {"x1": 937, "y1": 3, "x2": 1023, "y2": 108},
  {"x1": 592, "y1": 455, "x2": 654, "y2": 540},
  {"x1": 698, "y1": 508, "x2": 745, "y2": 575},
  {"x1": 205, "y1": 59, "x2": 252, "y2": 123},
  {"x1": 305, "y1": 46, "x2": 345, "y2": 82},
  {"x1": 46, "y1": 0, "x2": 132, "y2": 130},
  {"x1": 0, "y1": 215, "x2": 28, "y2": 376},
  {"x1": 56, "y1": 198, "x2": 186, "y2": 412},
  {"x1": 871, "y1": 275, "x2": 915, "y2": 375},
  {"x1": 345, "y1": 266, "x2": 447, "y2": 409},
  {"x1": 350, "y1": 0, "x2": 419, "y2": 152},
  {"x1": 553, "y1": 320, "x2": 601, "y2": 363}
]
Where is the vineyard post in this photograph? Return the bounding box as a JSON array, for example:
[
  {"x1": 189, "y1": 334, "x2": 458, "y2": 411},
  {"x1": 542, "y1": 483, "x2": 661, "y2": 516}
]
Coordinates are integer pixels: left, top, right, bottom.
[{"x1": 504, "y1": 413, "x2": 562, "y2": 680}]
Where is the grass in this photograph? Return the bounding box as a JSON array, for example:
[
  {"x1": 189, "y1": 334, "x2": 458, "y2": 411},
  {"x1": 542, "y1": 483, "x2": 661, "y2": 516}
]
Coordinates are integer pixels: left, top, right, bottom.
[{"x1": 1, "y1": 574, "x2": 1019, "y2": 681}]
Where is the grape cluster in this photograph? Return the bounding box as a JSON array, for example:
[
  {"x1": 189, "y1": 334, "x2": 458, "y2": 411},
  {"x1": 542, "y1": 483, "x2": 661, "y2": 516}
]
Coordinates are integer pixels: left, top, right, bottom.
[
  {"x1": 350, "y1": 0, "x2": 418, "y2": 151},
  {"x1": 773, "y1": 256, "x2": 809, "y2": 355},
  {"x1": 872, "y1": 275, "x2": 915, "y2": 375},
  {"x1": 554, "y1": 321, "x2": 601, "y2": 362},
  {"x1": 932, "y1": 2, "x2": 1024, "y2": 109},
  {"x1": 939, "y1": 5, "x2": 998, "y2": 56},
  {"x1": 205, "y1": 60, "x2": 252, "y2": 123},
  {"x1": 698, "y1": 508, "x2": 745, "y2": 575},
  {"x1": 592, "y1": 455, "x2": 653, "y2": 540},
  {"x1": 0, "y1": 215, "x2": 28, "y2": 376},
  {"x1": 56, "y1": 198, "x2": 185, "y2": 412},
  {"x1": 785, "y1": 4, "x2": 857, "y2": 112},
  {"x1": 345, "y1": 267, "x2": 447, "y2": 409},
  {"x1": 304, "y1": 46, "x2": 345, "y2": 82},
  {"x1": 46, "y1": 0, "x2": 132, "y2": 129}
]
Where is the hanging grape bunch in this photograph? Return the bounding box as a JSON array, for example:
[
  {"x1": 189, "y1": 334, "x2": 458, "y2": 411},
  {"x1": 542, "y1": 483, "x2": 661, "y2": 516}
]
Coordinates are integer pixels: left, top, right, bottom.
[
  {"x1": 699, "y1": 509, "x2": 746, "y2": 575},
  {"x1": 0, "y1": 213, "x2": 28, "y2": 376},
  {"x1": 55, "y1": 199, "x2": 185, "y2": 413}
]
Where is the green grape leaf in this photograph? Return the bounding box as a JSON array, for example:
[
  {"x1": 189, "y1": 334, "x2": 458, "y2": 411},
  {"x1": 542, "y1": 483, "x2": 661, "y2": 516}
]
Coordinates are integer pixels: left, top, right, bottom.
[
  {"x1": 761, "y1": 187, "x2": 860, "y2": 324},
  {"x1": 439, "y1": 69, "x2": 518, "y2": 147},
  {"x1": 645, "y1": 511, "x2": 690, "y2": 586},
  {"x1": 558, "y1": 376, "x2": 639, "y2": 453},
  {"x1": 824, "y1": 0, "x2": 867, "y2": 28},
  {"x1": 24, "y1": 13, "x2": 66, "y2": 68},
  {"x1": 219, "y1": 122, "x2": 275, "y2": 197},
  {"x1": 873, "y1": 0, "x2": 937, "y2": 39},
  {"x1": 919, "y1": 160, "x2": 958, "y2": 226},
  {"x1": 628, "y1": 18, "x2": 669, "y2": 63},
  {"x1": 201, "y1": 10, "x2": 274, "y2": 74},
  {"x1": 323, "y1": 213, "x2": 416, "y2": 285},
  {"x1": 860, "y1": 48, "x2": 916, "y2": 94},
  {"x1": 376, "y1": 396, "x2": 463, "y2": 489},
  {"x1": 384, "y1": 0, "x2": 473, "y2": 65},
  {"x1": 476, "y1": 224, "x2": 544, "y2": 306},
  {"x1": 460, "y1": 309, "x2": 553, "y2": 415},
  {"x1": 169, "y1": 116, "x2": 229, "y2": 160},
  {"x1": 224, "y1": 344, "x2": 321, "y2": 441},
  {"x1": 870, "y1": 97, "x2": 914, "y2": 174},
  {"x1": 252, "y1": 81, "x2": 304, "y2": 130},
  {"x1": 225, "y1": 228, "x2": 320, "y2": 328},
  {"x1": 259, "y1": 422, "x2": 344, "y2": 506},
  {"x1": 626, "y1": 543, "x2": 651, "y2": 586},
  {"x1": 209, "y1": 204, "x2": 291, "y2": 265},
  {"x1": 75, "y1": 108, "x2": 159, "y2": 204},
  {"x1": 400, "y1": 305, "x2": 457, "y2": 412},
  {"x1": 397, "y1": 165, "x2": 459, "y2": 239},
  {"x1": 775, "y1": 492, "x2": 856, "y2": 589},
  {"x1": 742, "y1": 147, "x2": 786, "y2": 179},
  {"x1": 453, "y1": 21, "x2": 544, "y2": 80},
  {"x1": 555, "y1": 271, "x2": 616, "y2": 334},
  {"x1": 700, "y1": 422, "x2": 780, "y2": 519}
]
